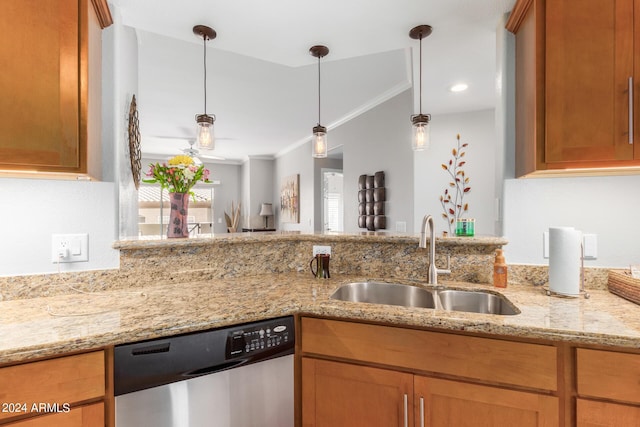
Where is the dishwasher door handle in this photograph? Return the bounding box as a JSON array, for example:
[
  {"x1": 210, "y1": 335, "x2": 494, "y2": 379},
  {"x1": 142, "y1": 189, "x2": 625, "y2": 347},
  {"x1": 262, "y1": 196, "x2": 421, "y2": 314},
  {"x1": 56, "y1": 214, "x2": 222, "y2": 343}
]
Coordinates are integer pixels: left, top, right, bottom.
[{"x1": 183, "y1": 359, "x2": 247, "y2": 377}]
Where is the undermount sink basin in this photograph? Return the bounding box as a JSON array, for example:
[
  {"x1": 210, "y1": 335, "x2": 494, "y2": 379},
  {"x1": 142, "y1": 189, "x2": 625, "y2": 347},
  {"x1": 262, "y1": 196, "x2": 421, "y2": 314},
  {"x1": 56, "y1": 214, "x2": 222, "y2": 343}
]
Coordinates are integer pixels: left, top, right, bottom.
[
  {"x1": 437, "y1": 289, "x2": 520, "y2": 316},
  {"x1": 330, "y1": 282, "x2": 519, "y2": 315},
  {"x1": 329, "y1": 281, "x2": 435, "y2": 309}
]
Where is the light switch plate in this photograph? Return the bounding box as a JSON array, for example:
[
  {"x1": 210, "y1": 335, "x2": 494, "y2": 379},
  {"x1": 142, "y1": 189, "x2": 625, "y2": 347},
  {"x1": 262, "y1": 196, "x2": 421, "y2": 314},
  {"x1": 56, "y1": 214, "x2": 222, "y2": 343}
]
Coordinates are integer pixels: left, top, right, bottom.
[
  {"x1": 543, "y1": 231, "x2": 549, "y2": 259},
  {"x1": 583, "y1": 234, "x2": 597, "y2": 259}
]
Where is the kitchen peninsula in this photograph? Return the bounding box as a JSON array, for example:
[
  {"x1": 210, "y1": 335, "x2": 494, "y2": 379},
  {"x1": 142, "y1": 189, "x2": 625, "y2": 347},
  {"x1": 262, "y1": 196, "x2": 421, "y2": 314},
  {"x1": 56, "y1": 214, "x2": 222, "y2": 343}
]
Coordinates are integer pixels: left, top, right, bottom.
[{"x1": 1, "y1": 233, "x2": 640, "y2": 426}]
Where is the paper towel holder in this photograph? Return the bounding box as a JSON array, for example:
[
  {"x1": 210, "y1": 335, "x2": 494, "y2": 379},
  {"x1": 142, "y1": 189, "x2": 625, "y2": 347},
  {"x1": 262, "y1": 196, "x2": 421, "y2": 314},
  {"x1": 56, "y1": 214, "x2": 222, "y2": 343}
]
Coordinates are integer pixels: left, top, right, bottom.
[{"x1": 545, "y1": 243, "x2": 590, "y2": 299}]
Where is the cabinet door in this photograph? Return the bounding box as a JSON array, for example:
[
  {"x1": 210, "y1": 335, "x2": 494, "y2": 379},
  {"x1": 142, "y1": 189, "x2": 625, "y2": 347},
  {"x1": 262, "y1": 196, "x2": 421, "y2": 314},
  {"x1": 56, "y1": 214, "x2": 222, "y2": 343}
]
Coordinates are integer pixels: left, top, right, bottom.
[
  {"x1": 5, "y1": 402, "x2": 104, "y2": 427},
  {"x1": 301, "y1": 357, "x2": 413, "y2": 427},
  {"x1": 545, "y1": 0, "x2": 635, "y2": 167},
  {"x1": 577, "y1": 398, "x2": 640, "y2": 426},
  {"x1": 414, "y1": 376, "x2": 558, "y2": 427}
]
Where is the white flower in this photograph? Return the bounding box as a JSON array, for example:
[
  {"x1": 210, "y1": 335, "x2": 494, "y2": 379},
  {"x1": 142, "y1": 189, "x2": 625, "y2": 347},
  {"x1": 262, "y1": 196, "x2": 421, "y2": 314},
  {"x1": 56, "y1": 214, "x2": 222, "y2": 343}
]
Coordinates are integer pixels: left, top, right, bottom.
[{"x1": 182, "y1": 169, "x2": 195, "y2": 180}]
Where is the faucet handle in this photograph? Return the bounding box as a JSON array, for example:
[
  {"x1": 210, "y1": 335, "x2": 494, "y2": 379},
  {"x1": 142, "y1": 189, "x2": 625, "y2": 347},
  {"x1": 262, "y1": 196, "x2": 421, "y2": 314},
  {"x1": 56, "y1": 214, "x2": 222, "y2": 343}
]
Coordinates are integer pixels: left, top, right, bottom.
[{"x1": 437, "y1": 255, "x2": 452, "y2": 275}]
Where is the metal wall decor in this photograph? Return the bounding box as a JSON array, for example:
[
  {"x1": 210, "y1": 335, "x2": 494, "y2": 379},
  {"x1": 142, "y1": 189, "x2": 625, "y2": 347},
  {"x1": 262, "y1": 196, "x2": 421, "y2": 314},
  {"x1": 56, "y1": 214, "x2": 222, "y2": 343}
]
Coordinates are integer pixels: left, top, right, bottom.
[
  {"x1": 358, "y1": 171, "x2": 386, "y2": 231},
  {"x1": 128, "y1": 94, "x2": 142, "y2": 189}
]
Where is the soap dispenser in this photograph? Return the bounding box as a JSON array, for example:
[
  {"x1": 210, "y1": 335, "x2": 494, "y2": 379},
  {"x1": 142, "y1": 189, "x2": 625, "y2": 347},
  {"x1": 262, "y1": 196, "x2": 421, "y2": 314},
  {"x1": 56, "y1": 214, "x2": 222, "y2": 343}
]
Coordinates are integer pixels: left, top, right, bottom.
[{"x1": 493, "y1": 249, "x2": 508, "y2": 288}]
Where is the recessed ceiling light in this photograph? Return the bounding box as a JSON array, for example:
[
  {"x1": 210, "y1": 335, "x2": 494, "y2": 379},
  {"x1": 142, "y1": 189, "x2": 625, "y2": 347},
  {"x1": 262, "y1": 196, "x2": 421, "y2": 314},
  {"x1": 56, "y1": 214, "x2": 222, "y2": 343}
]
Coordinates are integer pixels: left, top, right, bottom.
[{"x1": 450, "y1": 83, "x2": 468, "y2": 93}]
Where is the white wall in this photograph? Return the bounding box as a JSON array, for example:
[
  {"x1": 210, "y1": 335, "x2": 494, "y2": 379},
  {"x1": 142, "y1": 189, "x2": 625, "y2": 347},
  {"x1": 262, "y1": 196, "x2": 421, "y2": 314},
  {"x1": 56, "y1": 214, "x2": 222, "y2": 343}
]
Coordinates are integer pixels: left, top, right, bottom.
[
  {"x1": 0, "y1": 179, "x2": 118, "y2": 276},
  {"x1": 414, "y1": 109, "x2": 497, "y2": 237},
  {"x1": 104, "y1": 13, "x2": 139, "y2": 239},
  {"x1": 274, "y1": 142, "x2": 314, "y2": 232},
  {"x1": 503, "y1": 176, "x2": 640, "y2": 267}
]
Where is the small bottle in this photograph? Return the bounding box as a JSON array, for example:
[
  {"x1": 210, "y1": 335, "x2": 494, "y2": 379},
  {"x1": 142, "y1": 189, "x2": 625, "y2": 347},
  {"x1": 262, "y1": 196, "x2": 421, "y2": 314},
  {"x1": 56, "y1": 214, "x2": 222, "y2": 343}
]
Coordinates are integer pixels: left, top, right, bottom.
[{"x1": 493, "y1": 249, "x2": 508, "y2": 288}]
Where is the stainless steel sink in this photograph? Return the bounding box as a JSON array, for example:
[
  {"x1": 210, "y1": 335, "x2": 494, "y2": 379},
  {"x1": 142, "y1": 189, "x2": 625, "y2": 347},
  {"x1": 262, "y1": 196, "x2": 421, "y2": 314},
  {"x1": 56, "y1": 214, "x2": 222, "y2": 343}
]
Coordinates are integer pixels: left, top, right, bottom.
[
  {"x1": 437, "y1": 289, "x2": 519, "y2": 315},
  {"x1": 329, "y1": 282, "x2": 435, "y2": 309},
  {"x1": 330, "y1": 282, "x2": 519, "y2": 315}
]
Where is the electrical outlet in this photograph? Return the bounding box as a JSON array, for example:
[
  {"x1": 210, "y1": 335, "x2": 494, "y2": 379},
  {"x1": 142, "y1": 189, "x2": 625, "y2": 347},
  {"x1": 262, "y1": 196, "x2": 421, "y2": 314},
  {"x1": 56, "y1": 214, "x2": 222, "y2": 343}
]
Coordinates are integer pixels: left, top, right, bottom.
[
  {"x1": 52, "y1": 234, "x2": 89, "y2": 263},
  {"x1": 313, "y1": 245, "x2": 331, "y2": 256}
]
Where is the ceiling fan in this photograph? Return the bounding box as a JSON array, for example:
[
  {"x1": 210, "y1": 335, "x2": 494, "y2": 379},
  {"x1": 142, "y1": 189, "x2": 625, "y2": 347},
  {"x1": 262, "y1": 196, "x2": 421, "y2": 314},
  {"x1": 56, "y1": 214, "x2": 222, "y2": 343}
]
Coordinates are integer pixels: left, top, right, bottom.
[
  {"x1": 145, "y1": 134, "x2": 228, "y2": 163},
  {"x1": 180, "y1": 138, "x2": 226, "y2": 164}
]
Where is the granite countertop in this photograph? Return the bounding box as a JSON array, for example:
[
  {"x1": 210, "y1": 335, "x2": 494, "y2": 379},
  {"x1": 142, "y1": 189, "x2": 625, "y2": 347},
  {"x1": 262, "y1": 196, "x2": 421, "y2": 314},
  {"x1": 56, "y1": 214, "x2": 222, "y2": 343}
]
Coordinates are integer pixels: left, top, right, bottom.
[{"x1": 1, "y1": 273, "x2": 639, "y2": 365}]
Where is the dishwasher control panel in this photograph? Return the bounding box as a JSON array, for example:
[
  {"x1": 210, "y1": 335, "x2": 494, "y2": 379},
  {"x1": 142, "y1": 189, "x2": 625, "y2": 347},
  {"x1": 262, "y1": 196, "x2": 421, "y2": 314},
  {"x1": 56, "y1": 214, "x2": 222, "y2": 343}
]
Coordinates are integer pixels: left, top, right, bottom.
[{"x1": 226, "y1": 316, "x2": 294, "y2": 359}]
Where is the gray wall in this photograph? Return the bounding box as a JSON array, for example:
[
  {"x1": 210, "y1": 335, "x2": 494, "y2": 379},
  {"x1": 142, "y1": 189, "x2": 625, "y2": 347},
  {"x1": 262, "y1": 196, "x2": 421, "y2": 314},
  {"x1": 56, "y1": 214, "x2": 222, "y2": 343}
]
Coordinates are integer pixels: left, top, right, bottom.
[
  {"x1": 240, "y1": 157, "x2": 275, "y2": 229},
  {"x1": 339, "y1": 89, "x2": 414, "y2": 233},
  {"x1": 206, "y1": 162, "x2": 241, "y2": 234}
]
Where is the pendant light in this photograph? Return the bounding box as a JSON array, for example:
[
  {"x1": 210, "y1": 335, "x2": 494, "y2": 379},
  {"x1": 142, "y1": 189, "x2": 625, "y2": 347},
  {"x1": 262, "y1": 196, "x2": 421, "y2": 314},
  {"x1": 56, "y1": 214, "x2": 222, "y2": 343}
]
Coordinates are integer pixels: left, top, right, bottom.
[
  {"x1": 409, "y1": 25, "x2": 433, "y2": 151},
  {"x1": 310, "y1": 45, "x2": 329, "y2": 158},
  {"x1": 193, "y1": 25, "x2": 216, "y2": 151}
]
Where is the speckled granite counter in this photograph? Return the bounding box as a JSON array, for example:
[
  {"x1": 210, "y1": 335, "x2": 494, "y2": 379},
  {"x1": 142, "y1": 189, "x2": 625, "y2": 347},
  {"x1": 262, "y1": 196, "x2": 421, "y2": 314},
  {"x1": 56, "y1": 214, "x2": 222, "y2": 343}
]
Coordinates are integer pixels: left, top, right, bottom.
[{"x1": 2, "y1": 273, "x2": 639, "y2": 365}]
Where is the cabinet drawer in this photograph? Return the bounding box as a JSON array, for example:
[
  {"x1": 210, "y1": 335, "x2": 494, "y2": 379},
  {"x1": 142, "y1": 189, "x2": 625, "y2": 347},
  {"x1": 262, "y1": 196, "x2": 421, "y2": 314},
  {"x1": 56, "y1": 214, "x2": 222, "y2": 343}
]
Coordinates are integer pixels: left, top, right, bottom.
[
  {"x1": 3, "y1": 402, "x2": 104, "y2": 427},
  {"x1": 0, "y1": 351, "x2": 105, "y2": 422},
  {"x1": 577, "y1": 398, "x2": 640, "y2": 426},
  {"x1": 301, "y1": 318, "x2": 557, "y2": 391},
  {"x1": 577, "y1": 348, "x2": 640, "y2": 404}
]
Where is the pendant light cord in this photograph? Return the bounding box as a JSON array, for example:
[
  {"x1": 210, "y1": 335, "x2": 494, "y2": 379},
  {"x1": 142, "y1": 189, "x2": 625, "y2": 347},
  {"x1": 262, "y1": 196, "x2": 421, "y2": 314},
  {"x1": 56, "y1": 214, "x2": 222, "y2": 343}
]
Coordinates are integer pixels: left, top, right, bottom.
[
  {"x1": 419, "y1": 33, "x2": 423, "y2": 115},
  {"x1": 317, "y1": 55, "x2": 321, "y2": 126},
  {"x1": 203, "y1": 35, "x2": 208, "y2": 115}
]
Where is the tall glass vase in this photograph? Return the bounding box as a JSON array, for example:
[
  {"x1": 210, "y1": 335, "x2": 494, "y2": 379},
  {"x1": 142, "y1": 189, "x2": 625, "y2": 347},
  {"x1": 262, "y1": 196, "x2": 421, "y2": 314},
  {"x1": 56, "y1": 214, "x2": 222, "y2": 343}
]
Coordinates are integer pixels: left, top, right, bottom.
[{"x1": 167, "y1": 192, "x2": 189, "y2": 238}]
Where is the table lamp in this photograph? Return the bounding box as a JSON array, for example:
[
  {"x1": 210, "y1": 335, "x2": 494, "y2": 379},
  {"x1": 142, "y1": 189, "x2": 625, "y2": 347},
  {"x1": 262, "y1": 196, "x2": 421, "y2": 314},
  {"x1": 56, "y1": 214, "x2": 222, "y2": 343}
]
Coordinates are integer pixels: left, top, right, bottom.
[{"x1": 259, "y1": 203, "x2": 273, "y2": 229}]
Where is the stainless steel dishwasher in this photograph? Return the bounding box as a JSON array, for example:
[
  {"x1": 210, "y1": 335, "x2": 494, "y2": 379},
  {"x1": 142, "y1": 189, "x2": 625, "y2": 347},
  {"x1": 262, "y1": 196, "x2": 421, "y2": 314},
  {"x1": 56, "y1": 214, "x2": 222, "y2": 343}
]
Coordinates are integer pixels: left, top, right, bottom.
[{"x1": 114, "y1": 316, "x2": 294, "y2": 427}]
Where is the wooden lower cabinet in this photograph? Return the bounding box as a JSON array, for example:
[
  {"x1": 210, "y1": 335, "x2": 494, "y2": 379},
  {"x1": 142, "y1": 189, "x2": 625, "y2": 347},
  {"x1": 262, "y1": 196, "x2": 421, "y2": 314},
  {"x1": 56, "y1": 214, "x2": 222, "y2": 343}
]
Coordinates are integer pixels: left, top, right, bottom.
[
  {"x1": 0, "y1": 351, "x2": 107, "y2": 426},
  {"x1": 301, "y1": 357, "x2": 558, "y2": 427},
  {"x1": 5, "y1": 402, "x2": 103, "y2": 427},
  {"x1": 576, "y1": 399, "x2": 640, "y2": 426},
  {"x1": 302, "y1": 358, "x2": 413, "y2": 427},
  {"x1": 415, "y1": 376, "x2": 558, "y2": 427}
]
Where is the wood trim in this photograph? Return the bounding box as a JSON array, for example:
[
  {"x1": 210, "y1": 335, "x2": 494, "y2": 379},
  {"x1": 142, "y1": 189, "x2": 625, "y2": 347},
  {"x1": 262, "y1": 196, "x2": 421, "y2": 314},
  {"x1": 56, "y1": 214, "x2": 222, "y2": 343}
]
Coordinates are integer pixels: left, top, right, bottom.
[
  {"x1": 104, "y1": 347, "x2": 115, "y2": 427},
  {"x1": 90, "y1": 0, "x2": 113, "y2": 29},
  {"x1": 506, "y1": 0, "x2": 534, "y2": 33}
]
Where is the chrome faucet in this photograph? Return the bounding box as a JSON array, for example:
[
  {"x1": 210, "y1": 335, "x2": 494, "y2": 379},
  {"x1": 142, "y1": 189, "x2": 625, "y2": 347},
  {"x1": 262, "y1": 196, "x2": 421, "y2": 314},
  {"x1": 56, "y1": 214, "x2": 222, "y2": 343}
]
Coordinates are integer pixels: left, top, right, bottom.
[{"x1": 419, "y1": 215, "x2": 451, "y2": 285}]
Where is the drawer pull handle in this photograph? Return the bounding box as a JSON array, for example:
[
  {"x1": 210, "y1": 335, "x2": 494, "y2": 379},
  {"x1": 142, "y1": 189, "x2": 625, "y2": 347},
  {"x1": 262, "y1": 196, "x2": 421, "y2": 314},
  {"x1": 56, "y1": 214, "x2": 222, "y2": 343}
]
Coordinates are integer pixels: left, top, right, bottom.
[
  {"x1": 630, "y1": 76, "x2": 634, "y2": 145},
  {"x1": 420, "y1": 396, "x2": 425, "y2": 427},
  {"x1": 403, "y1": 393, "x2": 408, "y2": 427}
]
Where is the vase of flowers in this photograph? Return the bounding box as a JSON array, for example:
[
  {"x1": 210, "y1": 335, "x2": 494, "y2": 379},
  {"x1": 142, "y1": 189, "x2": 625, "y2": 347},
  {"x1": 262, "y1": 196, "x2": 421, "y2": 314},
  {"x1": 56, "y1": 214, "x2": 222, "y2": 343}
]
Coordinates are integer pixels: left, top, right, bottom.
[{"x1": 143, "y1": 155, "x2": 210, "y2": 238}]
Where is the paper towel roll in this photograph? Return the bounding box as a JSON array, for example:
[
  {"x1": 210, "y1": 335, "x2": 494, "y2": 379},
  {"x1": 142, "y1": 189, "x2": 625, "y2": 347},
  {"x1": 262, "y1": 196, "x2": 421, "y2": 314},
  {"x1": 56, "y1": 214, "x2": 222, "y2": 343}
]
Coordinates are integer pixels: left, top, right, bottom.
[{"x1": 548, "y1": 227, "x2": 583, "y2": 296}]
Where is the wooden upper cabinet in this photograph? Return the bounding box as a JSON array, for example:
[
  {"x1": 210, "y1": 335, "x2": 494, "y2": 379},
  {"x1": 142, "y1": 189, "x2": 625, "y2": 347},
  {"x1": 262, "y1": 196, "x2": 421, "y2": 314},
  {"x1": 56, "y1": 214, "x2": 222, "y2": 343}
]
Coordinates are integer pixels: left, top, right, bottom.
[
  {"x1": 0, "y1": 0, "x2": 111, "y2": 179},
  {"x1": 507, "y1": 0, "x2": 640, "y2": 176}
]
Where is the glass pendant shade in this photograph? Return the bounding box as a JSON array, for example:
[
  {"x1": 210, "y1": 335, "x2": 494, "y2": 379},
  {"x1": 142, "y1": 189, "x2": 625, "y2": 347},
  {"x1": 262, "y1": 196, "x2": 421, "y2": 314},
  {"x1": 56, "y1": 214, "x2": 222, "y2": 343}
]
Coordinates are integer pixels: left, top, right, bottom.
[
  {"x1": 411, "y1": 114, "x2": 431, "y2": 151},
  {"x1": 312, "y1": 125, "x2": 328, "y2": 158},
  {"x1": 196, "y1": 114, "x2": 215, "y2": 150},
  {"x1": 409, "y1": 25, "x2": 433, "y2": 151}
]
